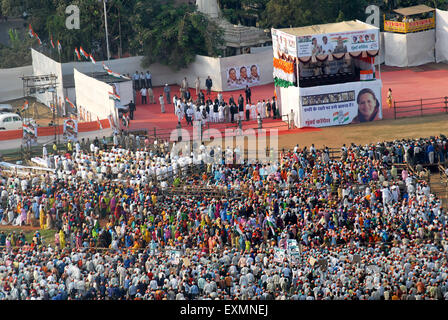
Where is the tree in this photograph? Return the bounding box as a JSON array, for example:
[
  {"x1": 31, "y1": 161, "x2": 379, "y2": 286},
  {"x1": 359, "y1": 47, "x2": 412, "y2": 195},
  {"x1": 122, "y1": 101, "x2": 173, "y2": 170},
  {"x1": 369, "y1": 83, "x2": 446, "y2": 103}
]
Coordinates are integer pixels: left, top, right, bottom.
[
  {"x1": 260, "y1": 0, "x2": 369, "y2": 29},
  {"x1": 130, "y1": 0, "x2": 224, "y2": 70},
  {"x1": 0, "y1": 28, "x2": 34, "y2": 67},
  {"x1": 218, "y1": 0, "x2": 269, "y2": 26}
]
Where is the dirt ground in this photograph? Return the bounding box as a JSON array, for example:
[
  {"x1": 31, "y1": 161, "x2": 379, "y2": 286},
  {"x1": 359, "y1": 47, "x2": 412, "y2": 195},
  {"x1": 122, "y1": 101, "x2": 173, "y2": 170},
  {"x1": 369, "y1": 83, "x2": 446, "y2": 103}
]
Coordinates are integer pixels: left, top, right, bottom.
[{"x1": 5, "y1": 97, "x2": 60, "y2": 127}]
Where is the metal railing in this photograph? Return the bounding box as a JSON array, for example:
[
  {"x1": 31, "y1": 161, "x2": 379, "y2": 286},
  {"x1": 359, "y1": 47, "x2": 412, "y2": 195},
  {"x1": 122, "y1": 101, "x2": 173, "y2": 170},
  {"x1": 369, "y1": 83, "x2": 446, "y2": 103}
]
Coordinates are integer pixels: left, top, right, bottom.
[{"x1": 393, "y1": 96, "x2": 448, "y2": 119}]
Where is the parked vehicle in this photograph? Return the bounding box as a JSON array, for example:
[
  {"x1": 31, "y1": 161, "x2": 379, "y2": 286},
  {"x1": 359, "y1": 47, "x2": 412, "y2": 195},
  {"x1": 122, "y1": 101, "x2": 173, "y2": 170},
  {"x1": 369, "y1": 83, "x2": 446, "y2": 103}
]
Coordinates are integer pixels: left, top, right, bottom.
[{"x1": 0, "y1": 113, "x2": 23, "y2": 130}]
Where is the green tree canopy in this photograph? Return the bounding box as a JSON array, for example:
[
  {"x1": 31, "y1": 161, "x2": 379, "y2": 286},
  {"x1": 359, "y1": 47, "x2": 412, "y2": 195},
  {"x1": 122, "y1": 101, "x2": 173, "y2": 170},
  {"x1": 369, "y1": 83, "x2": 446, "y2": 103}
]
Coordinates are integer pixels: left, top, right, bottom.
[{"x1": 130, "y1": 0, "x2": 223, "y2": 70}]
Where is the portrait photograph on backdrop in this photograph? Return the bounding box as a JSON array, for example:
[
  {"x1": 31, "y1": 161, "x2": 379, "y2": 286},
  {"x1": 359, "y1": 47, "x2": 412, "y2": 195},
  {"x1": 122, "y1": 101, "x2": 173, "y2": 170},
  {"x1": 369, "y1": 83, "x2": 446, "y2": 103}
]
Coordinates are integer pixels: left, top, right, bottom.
[
  {"x1": 63, "y1": 119, "x2": 78, "y2": 141},
  {"x1": 352, "y1": 88, "x2": 381, "y2": 123},
  {"x1": 22, "y1": 122, "x2": 37, "y2": 146},
  {"x1": 225, "y1": 64, "x2": 261, "y2": 89}
]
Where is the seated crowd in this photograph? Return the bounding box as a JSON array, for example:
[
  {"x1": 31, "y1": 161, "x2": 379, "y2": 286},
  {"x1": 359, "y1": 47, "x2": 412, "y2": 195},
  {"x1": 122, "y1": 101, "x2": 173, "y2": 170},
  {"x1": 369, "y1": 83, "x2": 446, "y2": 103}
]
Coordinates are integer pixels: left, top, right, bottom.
[{"x1": 0, "y1": 134, "x2": 448, "y2": 300}]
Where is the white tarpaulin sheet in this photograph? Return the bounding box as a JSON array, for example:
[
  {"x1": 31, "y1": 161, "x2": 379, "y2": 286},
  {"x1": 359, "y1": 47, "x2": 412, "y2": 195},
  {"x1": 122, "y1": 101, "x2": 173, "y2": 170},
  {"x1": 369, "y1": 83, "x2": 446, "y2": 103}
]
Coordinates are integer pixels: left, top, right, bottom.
[
  {"x1": 384, "y1": 32, "x2": 408, "y2": 67},
  {"x1": 436, "y1": 9, "x2": 448, "y2": 63},
  {"x1": 74, "y1": 69, "x2": 117, "y2": 122},
  {"x1": 31, "y1": 49, "x2": 65, "y2": 115},
  {"x1": 297, "y1": 80, "x2": 382, "y2": 128},
  {"x1": 384, "y1": 29, "x2": 435, "y2": 67},
  {"x1": 407, "y1": 29, "x2": 435, "y2": 66}
]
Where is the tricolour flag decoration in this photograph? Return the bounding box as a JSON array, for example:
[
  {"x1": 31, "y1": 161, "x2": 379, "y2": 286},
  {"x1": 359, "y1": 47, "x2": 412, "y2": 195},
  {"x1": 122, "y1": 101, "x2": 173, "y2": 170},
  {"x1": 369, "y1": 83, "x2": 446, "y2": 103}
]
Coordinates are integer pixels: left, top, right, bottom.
[
  {"x1": 273, "y1": 57, "x2": 295, "y2": 88},
  {"x1": 28, "y1": 24, "x2": 34, "y2": 38},
  {"x1": 266, "y1": 213, "x2": 277, "y2": 235},
  {"x1": 102, "y1": 63, "x2": 130, "y2": 80},
  {"x1": 109, "y1": 92, "x2": 121, "y2": 101},
  {"x1": 23, "y1": 123, "x2": 35, "y2": 135},
  {"x1": 74, "y1": 48, "x2": 81, "y2": 61},
  {"x1": 89, "y1": 54, "x2": 96, "y2": 64},
  {"x1": 28, "y1": 25, "x2": 42, "y2": 45},
  {"x1": 102, "y1": 62, "x2": 111, "y2": 72},
  {"x1": 65, "y1": 97, "x2": 75, "y2": 109},
  {"x1": 50, "y1": 36, "x2": 55, "y2": 49},
  {"x1": 21, "y1": 100, "x2": 29, "y2": 112},
  {"x1": 57, "y1": 40, "x2": 62, "y2": 54},
  {"x1": 79, "y1": 46, "x2": 89, "y2": 59}
]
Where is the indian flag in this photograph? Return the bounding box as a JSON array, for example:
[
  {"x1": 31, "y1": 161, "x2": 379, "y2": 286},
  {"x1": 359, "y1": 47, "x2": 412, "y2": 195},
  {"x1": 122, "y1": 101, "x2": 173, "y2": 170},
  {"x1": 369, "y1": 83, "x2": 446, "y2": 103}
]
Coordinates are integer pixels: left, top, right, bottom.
[
  {"x1": 266, "y1": 214, "x2": 276, "y2": 235},
  {"x1": 109, "y1": 92, "x2": 121, "y2": 101},
  {"x1": 74, "y1": 48, "x2": 81, "y2": 61},
  {"x1": 57, "y1": 40, "x2": 62, "y2": 54},
  {"x1": 79, "y1": 46, "x2": 88, "y2": 59},
  {"x1": 235, "y1": 222, "x2": 244, "y2": 237},
  {"x1": 23, "y1": 124, "x2": 34, "y2": 135},
  {"x1": 34, "y1": 33, "x2": 42, "y2": 45},
  {"x1": 107, "y1": 70, "x2": 122, "y2": 79},
  {"x1": 50, "y1": 36, "x2": 55, "y2": 49},
  {"x1": 89, "y1": 54, "x2": 96, "y2": 64},
  {"x1": 21, "y1": 100, "x2": 29, "y2": 112},
  {"x1": 360, "y1": 69, "x2": 374, "y2": 81},
  {"x1": 28, "y1": 24, "x2": 34, "y2": 38},
  {"x1": 65, "y1": 97, "x2": 75, "y2": 109},
  {"x1": 102, "y1": 62, "x2": 111, "y2": 72}
]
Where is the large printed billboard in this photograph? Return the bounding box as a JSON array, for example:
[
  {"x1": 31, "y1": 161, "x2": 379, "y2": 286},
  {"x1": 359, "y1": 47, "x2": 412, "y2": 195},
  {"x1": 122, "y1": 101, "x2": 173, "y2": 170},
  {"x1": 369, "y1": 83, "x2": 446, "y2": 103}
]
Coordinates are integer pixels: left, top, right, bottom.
[
  {"x1": 297, "y1": 30, "x2": 379, "y2": 57},
  {"x1": 272, "y1": 29, "x2": 298, "y2": 59},
  {"x1": 273, "y1": 27, "x2": 379, "y2": 58},
  {"x1": 299, "y1": 80, "x2": 382, "y2": 128}
]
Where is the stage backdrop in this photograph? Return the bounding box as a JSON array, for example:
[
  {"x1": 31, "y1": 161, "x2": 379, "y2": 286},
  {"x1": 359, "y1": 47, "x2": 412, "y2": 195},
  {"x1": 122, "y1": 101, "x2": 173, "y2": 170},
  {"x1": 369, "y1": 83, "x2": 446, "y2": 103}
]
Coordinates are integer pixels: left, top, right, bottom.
[{"x1": 296, "y1": 80, "x2": 382, "y2": 128}]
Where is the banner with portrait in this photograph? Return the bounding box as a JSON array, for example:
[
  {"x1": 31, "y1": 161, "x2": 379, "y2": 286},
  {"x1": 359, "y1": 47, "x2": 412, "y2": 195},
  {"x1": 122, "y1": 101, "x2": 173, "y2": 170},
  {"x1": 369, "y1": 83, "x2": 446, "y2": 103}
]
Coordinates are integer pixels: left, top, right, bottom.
[
  {"x1": 296, "y1": 29, "x2": 379, "y2": 57},
  {"x1": 298, "y1": 80, "x2": 382, "y2": 128},
  {"x1": 225, "y1": 64, "x2": 261, "y2": 89},
  {"x1": 22, "y1": 122, "x2": 38, "y2": 146},
  {"x1": 272, "y1": 29, "x2": 298, "y2": 59},
  {"x1": 63, "y1": 119, "x2": 78, "y2": 142}
]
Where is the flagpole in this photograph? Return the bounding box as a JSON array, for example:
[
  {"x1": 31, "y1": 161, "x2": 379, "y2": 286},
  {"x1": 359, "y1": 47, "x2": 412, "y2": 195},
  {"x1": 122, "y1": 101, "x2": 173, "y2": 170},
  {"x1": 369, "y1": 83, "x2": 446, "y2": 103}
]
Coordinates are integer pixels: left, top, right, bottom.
[{"x1": 103, "y1": 0, "x2": 111, "y2": 61}]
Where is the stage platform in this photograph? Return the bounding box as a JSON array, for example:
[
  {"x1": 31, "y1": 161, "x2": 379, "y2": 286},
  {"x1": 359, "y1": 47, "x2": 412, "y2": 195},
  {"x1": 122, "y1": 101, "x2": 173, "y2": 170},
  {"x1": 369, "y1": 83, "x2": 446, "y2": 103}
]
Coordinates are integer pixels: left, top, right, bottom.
[{"x1": 129, "y1": 63, "x2": 448, "y2": 136}]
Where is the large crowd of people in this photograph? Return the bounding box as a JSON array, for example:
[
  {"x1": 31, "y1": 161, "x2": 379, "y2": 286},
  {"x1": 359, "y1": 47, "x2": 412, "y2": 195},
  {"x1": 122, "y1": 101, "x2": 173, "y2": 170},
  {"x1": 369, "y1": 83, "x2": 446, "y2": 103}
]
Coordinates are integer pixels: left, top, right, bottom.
[{"x1": 0, "y1": 133, "x2": 448, "y2": 300}]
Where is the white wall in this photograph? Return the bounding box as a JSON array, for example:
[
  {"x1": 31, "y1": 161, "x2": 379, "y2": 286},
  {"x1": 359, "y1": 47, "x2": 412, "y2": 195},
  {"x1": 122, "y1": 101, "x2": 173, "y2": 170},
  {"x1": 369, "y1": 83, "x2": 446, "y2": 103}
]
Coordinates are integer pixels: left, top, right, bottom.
[
  {"x1": 0, "y1": 65, "x2": 33, "y2": 102},
  {"x1": 61, "y1": 54, "x2": 224, "y2": 92},
  {"x1": 31, "y1": 49, "x2": 65, "y2": 114},
  {"x1": 74, "y1": 69, "x2": 116, "y2": 122},
  {"x1": 1, "y1": 49, "x2": 274, "y2": 103}
]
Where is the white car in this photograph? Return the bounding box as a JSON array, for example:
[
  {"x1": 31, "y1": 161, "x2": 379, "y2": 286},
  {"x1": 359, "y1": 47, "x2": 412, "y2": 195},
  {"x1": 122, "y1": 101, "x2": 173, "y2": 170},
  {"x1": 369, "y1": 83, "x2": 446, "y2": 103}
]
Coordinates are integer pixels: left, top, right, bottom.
[{"x1": 0, "y1": 113, "x2": 23, "y2": 130}]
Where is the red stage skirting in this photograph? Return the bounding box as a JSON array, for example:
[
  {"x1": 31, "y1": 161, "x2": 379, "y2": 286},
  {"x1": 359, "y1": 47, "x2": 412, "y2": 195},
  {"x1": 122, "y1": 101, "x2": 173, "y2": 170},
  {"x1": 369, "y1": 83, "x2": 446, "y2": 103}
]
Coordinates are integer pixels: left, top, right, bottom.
[{"x1": 0, "y1": 119, "x2": 110, "y2": 141}]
